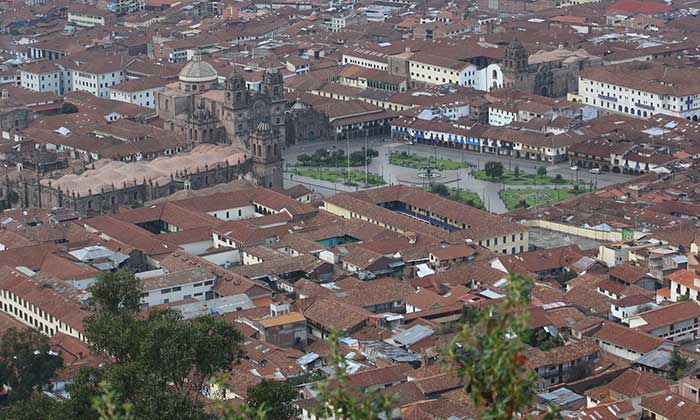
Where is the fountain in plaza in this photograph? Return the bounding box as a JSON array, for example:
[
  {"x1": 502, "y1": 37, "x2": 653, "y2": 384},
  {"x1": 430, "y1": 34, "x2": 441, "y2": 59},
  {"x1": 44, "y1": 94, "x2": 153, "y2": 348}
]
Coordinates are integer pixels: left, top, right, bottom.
[{"x1": 417, "y1": 164, "x2": 442, "y2": 179}]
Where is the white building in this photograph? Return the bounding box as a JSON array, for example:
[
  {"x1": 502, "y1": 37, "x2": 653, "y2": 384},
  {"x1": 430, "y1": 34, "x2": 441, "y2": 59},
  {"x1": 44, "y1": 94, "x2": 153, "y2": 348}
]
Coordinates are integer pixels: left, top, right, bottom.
[
  {"x1": 342, "y1": 48, "x2": 389, "y2": 71},
  {"x1": 592, "y1": 322, "x2": 663, "y2": 361},
  {"x1": 19, "y1": 62, "x2": 63, "y2": 95},
  {"x1": 139, "y1": 268, "x2": 217, "y2": 307},
  {"x1": 408, "y1": 52, "x2": 503, "y2": 91},
  {"x1": 627, "y1": 301, "x2": 700, "y2": 343},
  {"x1": 67, "y1": 7, "x2": 112, "y2": 27},
  {"x1": 668, "y1": 269, "x2": 700, "y2": 302},
  {"x1": 109, "y1": 76, "x2": 167, "y2": 108},
  {"x1": 488, "y1": 104, "x2": 518, "y2": 126},
  {"x1": 20, "y1": 54, "x2": 130, "y2": 98},
  {"x1": 578, "y1": 63, "x2": 700, "y2": 120},
  {"x1": 0, "y1": 267, "x2": 89, "y2": 342}
]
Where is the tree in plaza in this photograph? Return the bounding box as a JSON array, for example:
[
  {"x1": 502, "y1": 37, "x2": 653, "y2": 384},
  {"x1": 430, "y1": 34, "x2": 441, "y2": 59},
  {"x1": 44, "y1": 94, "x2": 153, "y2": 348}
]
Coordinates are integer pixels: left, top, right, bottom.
[
  {"x1": 484, "y1": 161, "x2": 505, "y2": 180},
  {"x1": 537, "y1": 166, "x2": 547, "y2": 177},
  {"x1": 0, "y1": 328, "x2": 63, "y2": 403},
  {"x1": 430, "y1": 183, "x2": 450, "y2": 197},
  {"x1": 247, "y1": 380, "x2": 300, "y2": 420},
  {"x1": 513, "y1": 165, "x2": 521, "y2": 179},
  {"x1": 553, "y1": 174, "x2": 565, "y2": 184},
  {"x1": 449, "y1": 274, "x2": 558, "y2": 420}
]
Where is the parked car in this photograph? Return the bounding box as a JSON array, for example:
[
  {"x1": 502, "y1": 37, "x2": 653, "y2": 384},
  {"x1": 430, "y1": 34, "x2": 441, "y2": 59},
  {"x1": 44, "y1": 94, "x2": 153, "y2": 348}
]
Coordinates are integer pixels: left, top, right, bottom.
[
  {"x1": 570, "y1": 165, "x2": 578, "y2": 171},
  {"x1": 590, "y1": 168, "x2": 600, "y2": 174}
]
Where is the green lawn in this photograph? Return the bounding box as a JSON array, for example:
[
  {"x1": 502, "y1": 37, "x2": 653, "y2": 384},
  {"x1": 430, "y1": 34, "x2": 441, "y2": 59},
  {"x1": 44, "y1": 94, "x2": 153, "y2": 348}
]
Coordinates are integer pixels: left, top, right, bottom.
[
  {"x1": 499, "y1": 188, "x2": 579, "y2": 210},
  {"x1": 289, "y1": 168, "x2": 386, "y2": 187},
  {"x1": 474, "y1": 169, "x2": 584, "y2": 186},
  {"x1": 389, "y1": 152, "x2": 465, "y2": 171},
  {"x1": 424, "y1": 185, "x2": 485, "y2": 210}
]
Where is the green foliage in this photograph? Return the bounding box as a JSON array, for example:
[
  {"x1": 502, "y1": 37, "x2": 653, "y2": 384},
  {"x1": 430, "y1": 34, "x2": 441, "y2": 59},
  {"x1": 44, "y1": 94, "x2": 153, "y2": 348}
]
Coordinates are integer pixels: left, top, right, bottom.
[
  {"x1": 449, "y1": 274, "x2": 558, "y2": 420},
  {"x1": 92, "y1": 382, "x2": 134, "y2": 420},
  {"x1": 289, "y1": 168, "x2": 386, "y2": 187},
  {"x1": 296, "y1": 148, "x2": 377, "y2": 167},
  {"x1": 524, "y1": 329, "x2": 564, "y2": 351},
  {"x1": 668, "y1": 347, "x2": 689, "y2": 381},
  {"x1": 0, "y1": 394, "x2": 69, "y2": 419},
  {"x1": 557, "y1": 270, "x2": 579, "y2": 288},
  {"x1": 389, "y1": 151, "x2": 464, "y2": 171},
  {"x1": 537, "y1": 166, "x2": 547, "y2": 177},
  {"x1": 513, "y1": 166, "x2": 521, "y2": 179},
  {"x1": 0, "y1": 328, "x2": 63, "y2": 403},
  {"x1": 247, "y1": 380, "x2": 300, "y2": 420},
  {"x1": 313, "y1": 331, "x2": 396, "y2": 420},
  {"x1": 430, "y1": 183, "x2": 450, "y2": 197},
  {"x1": 553, "y1": 174, "x2": 565, "y2": 184},
  {"x1": 500, "y1": 188, "x2": 577, "y2": 210},
  {"x1": 9, "y1": 271, "x2": 243, "y2": 420},
  {"x1": 424, "y1": 185, "x2": 485, "y2": 210},
  {"x1": 484, "y1": 161, "x2": 505, "y2": 179},
  {"x1": 677, "y1": 294, "x2": 691, "y2": 302},
  {"x1": 60, "y1": 102, "x2": 79, "y2": 114},
  {"x1": 88, "y1": 271, "x2": 143, "y2": 313}
]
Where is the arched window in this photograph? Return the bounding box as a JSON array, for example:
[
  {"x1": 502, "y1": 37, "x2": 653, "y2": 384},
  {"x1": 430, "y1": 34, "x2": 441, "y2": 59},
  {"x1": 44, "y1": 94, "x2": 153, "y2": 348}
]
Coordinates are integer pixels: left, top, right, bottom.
[
  {"x1": 266, "y1": 145, "x2": 271, "y2": 157},
  {"x1": 492, "y1": 69, "x2": 498, "y2": 79}
]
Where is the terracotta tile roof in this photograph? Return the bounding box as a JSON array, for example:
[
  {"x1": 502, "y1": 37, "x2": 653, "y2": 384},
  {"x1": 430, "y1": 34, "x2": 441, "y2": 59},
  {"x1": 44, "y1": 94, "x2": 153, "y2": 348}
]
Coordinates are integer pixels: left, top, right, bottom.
[
  {"x1": 608, "y1": 263, "x2": 649, "y2": 284},
  {"x1": 640, "y1": 393, "x2": 700, "y2": 420},
  {"x1": 524, "y1": 337, "x2": 599, "y2": 369},
  {"x1": 593, "y1": 322, "x2": 663, "y2": 354},
  {"x1": 666, "y1": 269, "x2": 700, "y2": 292},
  {"x1": 430, "y1": 244, "x2": 476, "y2": 261},
  {"x1": 299, "y1": 298, "x2": 370, "y2": 332},
  {"x1": 632, "y1": 301, "x2": 700, "y2": 333},
  {"x1": 607, "y1": 368, "x2": 673, "y2": 398},
  {"x1": 0, "y1": 266, "x2": 89, "y2": 333}
]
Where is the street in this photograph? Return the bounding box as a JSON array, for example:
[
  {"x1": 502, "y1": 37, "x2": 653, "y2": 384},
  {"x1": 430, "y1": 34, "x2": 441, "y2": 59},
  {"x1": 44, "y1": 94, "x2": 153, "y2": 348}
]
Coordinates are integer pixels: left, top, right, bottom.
[{"x1": 282, "y1": 139, "x2": 631, "y2": 214}]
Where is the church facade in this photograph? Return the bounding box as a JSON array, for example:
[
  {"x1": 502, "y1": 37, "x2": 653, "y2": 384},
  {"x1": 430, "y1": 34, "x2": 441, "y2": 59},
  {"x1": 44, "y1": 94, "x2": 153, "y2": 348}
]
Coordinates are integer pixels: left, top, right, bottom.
[
  {"x1": 501, "y1": 41, "x2": 599, "y2": 98},
  {"x1": 155, "y1": 55, "x2": 286, "y2": 188}
]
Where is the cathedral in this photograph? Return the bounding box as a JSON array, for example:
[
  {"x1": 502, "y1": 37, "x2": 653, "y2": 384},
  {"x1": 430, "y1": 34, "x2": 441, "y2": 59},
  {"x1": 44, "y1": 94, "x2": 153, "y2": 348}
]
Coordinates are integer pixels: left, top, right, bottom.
[{"x1": 156, "y1": 54, "x2": 284, "y2": 188}]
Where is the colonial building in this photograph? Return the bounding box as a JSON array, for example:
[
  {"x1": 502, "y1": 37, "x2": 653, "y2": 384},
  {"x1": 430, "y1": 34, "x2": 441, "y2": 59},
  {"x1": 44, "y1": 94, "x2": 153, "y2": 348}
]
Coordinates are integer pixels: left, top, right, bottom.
[
  {"x1": 577, "y1": 62, "x2": 700, "y2": 120},
  {"x1": 502, "y1": 41, "x2": 600, "y2": 98},
  {"x1": 156, "y1": 55, "x2": 285, "y2": 188}
]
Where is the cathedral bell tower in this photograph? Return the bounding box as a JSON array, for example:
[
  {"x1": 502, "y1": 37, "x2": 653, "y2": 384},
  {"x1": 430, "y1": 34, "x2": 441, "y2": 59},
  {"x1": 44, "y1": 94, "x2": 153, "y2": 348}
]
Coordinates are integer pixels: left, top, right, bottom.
[
  {"x1": 262, "y1": 68, "x2": 286, "y2": 146},
  {"x1": 186, "y1": 99, "x2": 217, "y2": 144},
  {"x1": 503, "y1": 41, "x2": 529, "y2": 85},
  {"x1": 225, "y1": 68, "x2": 250, "y2": 109},
  {"x1": 250, "y1": 121, "x2": 283, "y2": 189}
]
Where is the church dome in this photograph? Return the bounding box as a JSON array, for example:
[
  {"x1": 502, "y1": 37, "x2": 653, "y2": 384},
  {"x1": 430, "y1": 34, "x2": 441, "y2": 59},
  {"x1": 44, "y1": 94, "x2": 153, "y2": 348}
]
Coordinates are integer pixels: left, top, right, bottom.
[{"x1": 179, "y1": 54, "x2": 218, "y2": 83}]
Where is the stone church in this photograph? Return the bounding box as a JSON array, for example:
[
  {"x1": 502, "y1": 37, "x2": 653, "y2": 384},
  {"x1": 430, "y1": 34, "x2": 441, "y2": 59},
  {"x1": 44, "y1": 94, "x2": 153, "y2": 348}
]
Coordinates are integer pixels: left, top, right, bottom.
[
  {"x1": 501, "y1": 41, "x2": 599, "y2": 98},
  {"x1": 156, "y1": 55, "x2": 284, "y2": 188}
]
